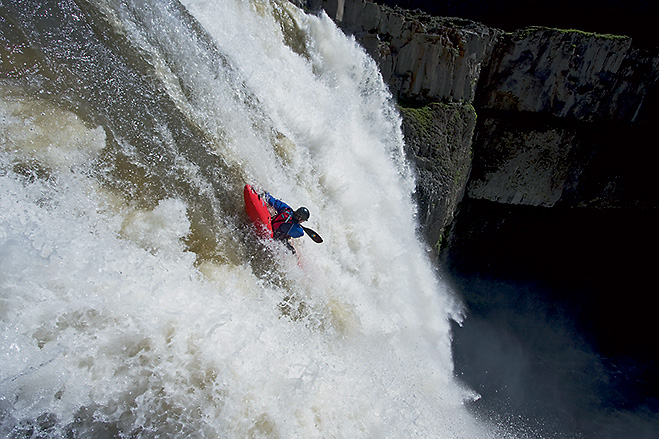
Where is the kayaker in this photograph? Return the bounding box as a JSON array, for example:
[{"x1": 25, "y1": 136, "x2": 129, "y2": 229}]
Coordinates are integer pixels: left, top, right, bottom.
[{"x1": 264, "y1": 192, "x2": 310, "y2": 252}]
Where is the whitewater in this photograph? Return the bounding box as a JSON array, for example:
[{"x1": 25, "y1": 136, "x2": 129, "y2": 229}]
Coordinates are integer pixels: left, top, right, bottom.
[{"x1": 0, "y1": 0, "x2": 518, "y2": 437}]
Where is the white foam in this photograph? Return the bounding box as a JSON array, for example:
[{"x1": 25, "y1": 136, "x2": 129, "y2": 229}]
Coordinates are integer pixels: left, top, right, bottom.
[{"x1": 0, "y1": 0, "x2": 505, "y2": 436}]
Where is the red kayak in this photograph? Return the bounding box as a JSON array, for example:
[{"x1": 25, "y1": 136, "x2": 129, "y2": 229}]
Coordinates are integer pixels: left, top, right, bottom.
[{"x1": 243, "y1": 184, "x2": 273, "y2": 239}]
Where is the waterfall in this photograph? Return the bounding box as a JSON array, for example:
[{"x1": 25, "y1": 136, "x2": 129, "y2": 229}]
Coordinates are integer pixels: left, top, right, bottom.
[{"x1": 0, "y1": 0, "x2": 509, "y2": 436}]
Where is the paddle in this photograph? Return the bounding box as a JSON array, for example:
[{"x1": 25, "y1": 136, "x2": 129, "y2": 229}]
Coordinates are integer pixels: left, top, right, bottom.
[{"x1": 302, "y1": 226, "x2": 323, "y2": 243}]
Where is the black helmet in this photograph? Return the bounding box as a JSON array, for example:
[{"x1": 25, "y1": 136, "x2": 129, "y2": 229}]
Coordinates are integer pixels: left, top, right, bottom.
[{"x1": 293, "y1": 207, "x2": 310, "y2": 222}]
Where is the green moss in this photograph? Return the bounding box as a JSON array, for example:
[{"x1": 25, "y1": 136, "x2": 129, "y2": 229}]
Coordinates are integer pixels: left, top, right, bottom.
[
  {"x1": 400, "y1": 101, "x2": 475, "y2": 132},
  {"x1": 399, "y1": 103, "x2": 437, "y2": 137},
  {"x1": 399, "y1": 101, "x2": 477, "y2": 160},
  {"x1": 434, "y1": 228, "x2": 444, "y2": 253},
  {"x1": 513, "y1": 25, "x2": 630, "y2": 41},
  {"x1": 434, "y1": 218, "x2": 457, "y2": 254},
  {"x1": 399, "y1": 102, "x2": 443, "y2": 141}
]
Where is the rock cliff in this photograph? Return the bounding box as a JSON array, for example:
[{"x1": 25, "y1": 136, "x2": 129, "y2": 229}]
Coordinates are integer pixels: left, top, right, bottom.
[{"x1": 299, "y1": 0, "x2": 659, "y2": 259}]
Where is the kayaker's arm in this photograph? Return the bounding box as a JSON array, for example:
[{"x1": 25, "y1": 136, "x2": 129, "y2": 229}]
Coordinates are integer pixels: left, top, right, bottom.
[{"x1": 264, "y1": 192, "x2": 292, "y2": 212}]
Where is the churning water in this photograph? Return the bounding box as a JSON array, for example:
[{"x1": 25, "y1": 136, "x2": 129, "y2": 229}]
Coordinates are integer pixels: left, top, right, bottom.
[{"x1": 0, "y1": 0, "x2": 519, "y2": 437}]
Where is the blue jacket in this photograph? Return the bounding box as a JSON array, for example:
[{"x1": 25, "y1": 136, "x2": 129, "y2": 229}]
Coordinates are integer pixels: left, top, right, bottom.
[{"x1": 265, "y1": 193, "x2": 304, "y2": 239}]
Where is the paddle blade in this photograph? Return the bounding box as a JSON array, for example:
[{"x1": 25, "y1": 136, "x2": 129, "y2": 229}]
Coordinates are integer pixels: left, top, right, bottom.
[{"x1": 302, "y1": 226, "x2": 323, "y2": 243}]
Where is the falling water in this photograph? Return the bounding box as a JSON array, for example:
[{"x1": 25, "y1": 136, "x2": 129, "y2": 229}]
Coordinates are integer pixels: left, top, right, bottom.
[{"x1": 0, "y1": 0, "x2": 518, "y2": 437}]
